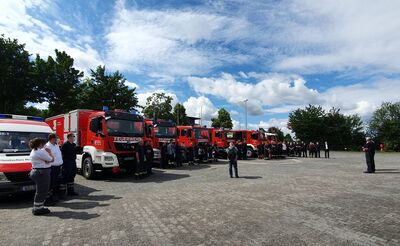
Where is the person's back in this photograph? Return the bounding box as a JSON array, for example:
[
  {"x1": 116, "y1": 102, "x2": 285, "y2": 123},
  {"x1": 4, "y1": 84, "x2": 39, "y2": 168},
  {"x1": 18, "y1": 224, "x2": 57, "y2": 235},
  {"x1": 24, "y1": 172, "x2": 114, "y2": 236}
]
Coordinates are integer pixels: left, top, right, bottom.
[{"x1": 227, "y1": 143, "x2": 239, "y2": 178}]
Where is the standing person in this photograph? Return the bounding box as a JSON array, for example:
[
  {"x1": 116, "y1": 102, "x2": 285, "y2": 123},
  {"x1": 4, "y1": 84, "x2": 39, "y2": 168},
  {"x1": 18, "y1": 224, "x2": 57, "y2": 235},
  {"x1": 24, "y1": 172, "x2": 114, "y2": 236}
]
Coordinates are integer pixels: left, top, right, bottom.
[
  {"x1": 226, "y1": 142, "x2": 239, "y2": 178},
  {"x1": 29, "y1": 138, "x2": 54, "y2": 215},
  {"x1": 316, "y1": 142, "x2": 321, "y2": 158},
  {"x1": 187, "y1": 144, "x2": 194, "y2": 165},
  {"x1": 362, "y1": 137, "x2": 376, "y2": 173},
  {"x1": 213, "y1": 144, "x2": 218, "y2": 162},
  {"x1": 44, "y1": 134, "x2": 63, "y2": 205},
  {"x1": 160, "y1": 143, "x2": 168, "y2": 169},
  {"x1": 302, "y1": 142, "x2": 308, "y2": 158},
  {"x1": 135, "y1": 140, "x2": 146, "y2": 177},
  {"x1": 282, "y1": 142, "x2": 287, "y2": 157},
  {"x1": 324, "y1": 141, "x2": 330, "y2": 158},
  {"x1": 242, "y1": 141, "x2": 248, "y2": 160},
  {"x1": 144, "y1": 140, "x2": 154, "y2": 175},
  {"x1": 167, "y1": 140, "x2": 175, "y2": 167},
  {"x1": 308, "y1": 142, "x2": 315, "y2": 158},
  {"x1": 175, "y1": 142, "x2": 183, "y2": 167},
  {"x1": 207, "y1": 143, "x2": 213, "y2": 163},
  {"x1": 61, "y1": 133, "x2": 78, "y2": 196},
  {"x1": 236, "y1": 141, "x2": 242, "y2": 160}
]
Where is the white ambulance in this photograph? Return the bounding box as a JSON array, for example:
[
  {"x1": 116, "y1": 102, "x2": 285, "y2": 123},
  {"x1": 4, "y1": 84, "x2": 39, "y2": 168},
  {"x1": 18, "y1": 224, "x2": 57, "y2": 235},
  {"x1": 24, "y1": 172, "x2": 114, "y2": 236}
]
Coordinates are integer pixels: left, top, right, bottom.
[{"x1": 0, "y1": 114, "x2": 53, "y2": 196}]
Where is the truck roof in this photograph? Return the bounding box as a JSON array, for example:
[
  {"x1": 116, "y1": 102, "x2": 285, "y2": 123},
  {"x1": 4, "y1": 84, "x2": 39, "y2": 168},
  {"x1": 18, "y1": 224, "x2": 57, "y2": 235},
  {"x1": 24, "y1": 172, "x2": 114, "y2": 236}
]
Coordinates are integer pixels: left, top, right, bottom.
[{"x1": 0, "y1": 119, "x2": 53, "y2": 133}]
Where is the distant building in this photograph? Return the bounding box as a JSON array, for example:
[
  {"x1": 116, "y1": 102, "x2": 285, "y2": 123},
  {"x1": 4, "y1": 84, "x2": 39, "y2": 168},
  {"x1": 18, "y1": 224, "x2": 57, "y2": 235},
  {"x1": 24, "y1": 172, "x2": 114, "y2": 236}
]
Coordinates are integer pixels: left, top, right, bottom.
[{"x1": 187, "y1": 116, "x2": 201, "y2": 126}]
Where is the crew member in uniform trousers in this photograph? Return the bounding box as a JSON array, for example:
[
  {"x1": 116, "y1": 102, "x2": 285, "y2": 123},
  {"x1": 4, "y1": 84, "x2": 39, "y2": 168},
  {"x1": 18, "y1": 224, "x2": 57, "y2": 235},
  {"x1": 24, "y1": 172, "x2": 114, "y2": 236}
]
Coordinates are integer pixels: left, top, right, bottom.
[
  {"x1": 315, "y1": 142, "x2": 321, "y2": 158},
  {"x1": 242, "y1": 141, "x2": 247, "y2": 160},
  {"x1": 29, "y1": 138, "x2": 54, "y2": 215},
  {"x1": 160, "y1": 143, "x2": 168, "y2": 169},
  {"x1": 135, "y1": 139, "x2": 146, "y2": 177},
  {"x1": 362, "y1": 137, "x2": 376, "y2": 173},
  {"x1": 61, "y1": 133, "x2": 78, "y2": 196},
  {"x1": 302, "y1": 142, "x2": 308, "y2": 158},
  {"x1": 324, "y1": 141, "x2": 330, "y2": 158},
  {"x1": 44, "y1": 133, "x2": 63, "y2": 205},
  {"x1": 144, "y1": 140, "x2": 154, "y2": 175}
]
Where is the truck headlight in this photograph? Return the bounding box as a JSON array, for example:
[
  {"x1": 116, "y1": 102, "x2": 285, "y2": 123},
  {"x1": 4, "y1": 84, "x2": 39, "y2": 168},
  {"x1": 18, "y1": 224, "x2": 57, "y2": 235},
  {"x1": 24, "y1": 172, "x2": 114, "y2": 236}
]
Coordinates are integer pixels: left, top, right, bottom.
[{"x1": 104, "y1": 156, "x2": 114, "y2": 162}]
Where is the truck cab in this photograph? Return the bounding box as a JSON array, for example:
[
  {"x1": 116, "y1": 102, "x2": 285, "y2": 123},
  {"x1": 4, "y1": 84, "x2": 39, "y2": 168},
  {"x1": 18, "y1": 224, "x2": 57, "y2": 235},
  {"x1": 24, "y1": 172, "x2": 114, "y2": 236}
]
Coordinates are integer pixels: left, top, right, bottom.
[
  {"x1": 0, "y1": 114, "x2": 53, "y2": 195},
  {"x1": 46, "y1": 109, "x2": 144, "y2": 179},
  {"x1": 144, "y1": 119, "x2": 176, "y2": 160}
]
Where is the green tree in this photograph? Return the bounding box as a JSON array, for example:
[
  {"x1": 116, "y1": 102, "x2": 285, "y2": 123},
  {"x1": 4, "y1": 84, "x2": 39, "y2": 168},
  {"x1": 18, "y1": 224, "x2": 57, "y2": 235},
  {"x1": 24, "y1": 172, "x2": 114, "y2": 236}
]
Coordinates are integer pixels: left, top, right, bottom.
[
  {"x1": 369, "y1": 102, "x2": 400, "y2": 151},
  {"x1": 0, "y1": 35, "x2": 39, "y2": 113},
  {"x1": 173, "y1": 103, "x2": 188, "y2": 125},
  {"x1": 284, "y1": 133, "x2": 293, "y2": 143},
  {"x1": 267, "y1": 127, "x2": 284, "y2": 141},
  {"x1": 143, "y1": 92, "x2": 173, "y2": 120},
  {"x1": 288, "y1": 105, "x2": 326, "y2": 143},
  {"x1": 33, "y1": 50, "x2": 84, "y2": 116},
  {"x1": 211, "y1": 108, "x2": 233, "y2": 129},
  {"x1": 79, "y1": 66, "x2": 138, "y2": 111}
]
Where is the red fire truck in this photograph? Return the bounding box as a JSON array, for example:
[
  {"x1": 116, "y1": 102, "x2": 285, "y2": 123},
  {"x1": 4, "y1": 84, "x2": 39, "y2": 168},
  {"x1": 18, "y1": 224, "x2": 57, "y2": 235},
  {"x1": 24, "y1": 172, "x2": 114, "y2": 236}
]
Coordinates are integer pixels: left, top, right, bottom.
[
  {"x1": 226, "y1": 130, "x2": 267, "y2": 158},
  {"x1": 176, "y1": 125, "x2": 210, "y2": 148},
  {"x1": 144, "y1": 119, "x2": 176, "y2": 160},
  {"x1": 209, "y1": 128, "x2": 235, "y2": 158},
  {"x1": 46, "y1": 109, "x2": 144, "y2": 179},
  {"x1": 0, "y1": 114, "x2": 53, "y2": 195}
]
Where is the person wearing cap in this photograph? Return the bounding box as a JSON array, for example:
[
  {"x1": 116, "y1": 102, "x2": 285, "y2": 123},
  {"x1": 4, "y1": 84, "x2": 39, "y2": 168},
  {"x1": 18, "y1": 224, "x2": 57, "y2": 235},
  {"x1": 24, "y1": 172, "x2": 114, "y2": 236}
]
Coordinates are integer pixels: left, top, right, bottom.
[
  {"x1": 362, "y1": 137, "x2": 376, "y2": 173},
  {"x1": 29, "y1": 138, "x2": 54, "y2": 215},
  {"x1": 61, "y1": 133, "x2": 78, "y2": 196},
  {"x1": 44, "y1": 134, "x2": 63, "y2": 205}
]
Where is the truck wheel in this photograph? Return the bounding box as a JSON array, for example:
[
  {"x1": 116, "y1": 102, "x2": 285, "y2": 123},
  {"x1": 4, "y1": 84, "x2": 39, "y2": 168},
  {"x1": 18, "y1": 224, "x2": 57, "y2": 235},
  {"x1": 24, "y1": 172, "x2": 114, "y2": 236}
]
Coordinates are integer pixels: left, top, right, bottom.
[
  {"x1": 247, "y1": 147, "x2": 254, "y2": 158},
  {"x1": 82, "y1": 157, "x2": 96, "y2": 180}
]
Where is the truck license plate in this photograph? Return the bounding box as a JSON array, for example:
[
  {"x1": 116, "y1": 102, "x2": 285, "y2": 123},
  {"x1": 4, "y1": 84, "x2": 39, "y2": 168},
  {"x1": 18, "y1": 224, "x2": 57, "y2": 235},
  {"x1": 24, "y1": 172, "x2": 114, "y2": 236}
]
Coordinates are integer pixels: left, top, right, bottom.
[{"x1": 21, "y1": 185, "x2": 35, "y2": 191}]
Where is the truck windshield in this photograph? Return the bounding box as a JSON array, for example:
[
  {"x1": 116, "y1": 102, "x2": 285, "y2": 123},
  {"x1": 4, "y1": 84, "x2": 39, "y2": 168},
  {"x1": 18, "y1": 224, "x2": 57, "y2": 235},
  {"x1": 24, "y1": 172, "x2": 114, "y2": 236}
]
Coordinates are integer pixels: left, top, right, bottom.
[
  {"x1": 0, "y1": 131, "x2": 49, "y2": 153},
  {"x1": 194, "y1": 129, "x2": 209, "y2": 139},
  {"x1": 106, "y1": 119, "x2": 143, "y2": 137},
  {"x1": 154, "y1": 126, "x2": 176, "y2": 138}
]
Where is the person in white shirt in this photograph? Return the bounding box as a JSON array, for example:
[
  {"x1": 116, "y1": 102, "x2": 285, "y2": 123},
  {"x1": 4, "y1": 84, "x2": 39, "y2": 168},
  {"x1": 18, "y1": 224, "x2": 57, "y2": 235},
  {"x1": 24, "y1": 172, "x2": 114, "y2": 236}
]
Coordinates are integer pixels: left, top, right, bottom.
[
  {"x1": 44, "y1": 134, "x2": 63, "y2": 204},
  {"x1": 29, "y1": 138, "x2": 54, "y2": 216}
]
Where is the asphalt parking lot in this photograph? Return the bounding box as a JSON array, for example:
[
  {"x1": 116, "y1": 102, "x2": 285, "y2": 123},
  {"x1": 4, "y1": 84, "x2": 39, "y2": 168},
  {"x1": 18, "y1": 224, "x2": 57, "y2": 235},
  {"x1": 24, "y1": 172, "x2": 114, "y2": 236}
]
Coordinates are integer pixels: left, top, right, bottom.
[{"x1": 1, "y1": 151, "x2": 399, "y2": 246}]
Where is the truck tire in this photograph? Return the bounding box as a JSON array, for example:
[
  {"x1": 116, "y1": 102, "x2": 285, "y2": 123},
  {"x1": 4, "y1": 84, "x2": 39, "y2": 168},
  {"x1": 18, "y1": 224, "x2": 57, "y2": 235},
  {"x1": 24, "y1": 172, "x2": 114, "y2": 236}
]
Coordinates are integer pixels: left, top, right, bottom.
[
  {"x1": 82, "y1": 157, "x2": 96, "y2": 180},
  {"x1": 247, "y1": 147, "x2": 254, "y2": 158}
]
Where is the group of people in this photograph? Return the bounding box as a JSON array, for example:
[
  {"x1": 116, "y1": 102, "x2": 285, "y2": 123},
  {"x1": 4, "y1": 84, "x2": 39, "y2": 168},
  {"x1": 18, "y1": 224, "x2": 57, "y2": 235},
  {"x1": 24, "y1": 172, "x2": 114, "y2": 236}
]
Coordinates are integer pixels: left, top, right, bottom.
[
  {"x1": 29, "y1": 133, "x2": 78, "y2": 216},
  {"x1": 159, "y1": 140, "x2": 219, "y2": 168},
  {"x1": 256, "y1": 141, "x2": 330, "y2": 159}
]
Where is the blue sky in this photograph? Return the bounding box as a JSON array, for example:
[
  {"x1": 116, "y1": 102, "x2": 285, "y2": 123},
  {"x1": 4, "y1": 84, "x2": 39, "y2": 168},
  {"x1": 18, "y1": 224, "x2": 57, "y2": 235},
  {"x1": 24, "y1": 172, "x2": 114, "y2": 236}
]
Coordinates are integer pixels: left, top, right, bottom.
[{"x1": 1, "y1": 0, "x2": 400, "y2": 133}]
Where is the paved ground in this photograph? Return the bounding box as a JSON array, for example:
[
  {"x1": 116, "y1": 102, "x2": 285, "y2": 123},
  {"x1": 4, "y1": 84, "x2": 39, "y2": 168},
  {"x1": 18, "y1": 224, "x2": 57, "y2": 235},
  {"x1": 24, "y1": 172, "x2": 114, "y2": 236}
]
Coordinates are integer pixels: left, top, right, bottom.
[{"x1": 1, "y1": 151, "x2": 400, "y2": 246}]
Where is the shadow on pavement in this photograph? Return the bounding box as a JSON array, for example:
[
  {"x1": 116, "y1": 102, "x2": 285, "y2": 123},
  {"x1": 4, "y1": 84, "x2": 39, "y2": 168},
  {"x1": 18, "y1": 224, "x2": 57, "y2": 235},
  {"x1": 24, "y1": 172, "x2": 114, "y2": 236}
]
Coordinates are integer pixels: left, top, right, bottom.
[
  {"x1": 103, "y1": 170, "x2": 190, "y2": 183},
  {"x1": 375, "y1": 169, "x2": 399, "y2": 172},
  {"x1": 46, "y1": 211, "x2": 100, "y2": 220},
  {"x1": 238, "y1": 176, "x2": 262, "y2": 179}
]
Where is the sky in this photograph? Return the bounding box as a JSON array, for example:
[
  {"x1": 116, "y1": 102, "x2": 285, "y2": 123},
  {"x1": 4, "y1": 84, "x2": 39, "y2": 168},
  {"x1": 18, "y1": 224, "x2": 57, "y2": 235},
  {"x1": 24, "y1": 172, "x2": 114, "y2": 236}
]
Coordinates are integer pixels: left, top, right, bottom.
[{"x1": 1, "y1": 0, "x2": 400, "y2": 134}]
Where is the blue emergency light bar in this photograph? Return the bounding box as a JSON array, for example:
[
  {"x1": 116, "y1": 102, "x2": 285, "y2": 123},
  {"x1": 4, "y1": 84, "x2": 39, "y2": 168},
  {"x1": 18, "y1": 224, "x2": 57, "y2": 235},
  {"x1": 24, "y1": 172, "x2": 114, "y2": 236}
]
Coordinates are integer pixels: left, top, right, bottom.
[{"x1": 0, "y1": 114, "x2": 44, "y2": 122}]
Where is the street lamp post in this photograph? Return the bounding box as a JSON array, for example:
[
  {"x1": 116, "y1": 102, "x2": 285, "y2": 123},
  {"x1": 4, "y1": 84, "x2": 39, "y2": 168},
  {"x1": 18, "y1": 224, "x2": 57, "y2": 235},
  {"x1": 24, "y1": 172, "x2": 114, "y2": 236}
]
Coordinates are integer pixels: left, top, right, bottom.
[{"x1": 244, "y1": 99, "x2": 248, "y2": 130}]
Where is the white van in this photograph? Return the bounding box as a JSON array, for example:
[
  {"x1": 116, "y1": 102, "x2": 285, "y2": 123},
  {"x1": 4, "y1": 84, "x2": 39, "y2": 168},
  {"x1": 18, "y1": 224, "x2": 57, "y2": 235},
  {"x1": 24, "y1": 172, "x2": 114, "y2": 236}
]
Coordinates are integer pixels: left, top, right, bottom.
[{"x1": 0, "y1": 114, "x2": 53, "y2": 196}]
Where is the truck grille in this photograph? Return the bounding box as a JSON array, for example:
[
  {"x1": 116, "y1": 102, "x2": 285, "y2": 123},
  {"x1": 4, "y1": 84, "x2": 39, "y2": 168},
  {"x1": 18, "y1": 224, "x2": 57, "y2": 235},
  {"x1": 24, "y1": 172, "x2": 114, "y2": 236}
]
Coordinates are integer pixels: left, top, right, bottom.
[{"x1": 114, "y1": 142, "x2": 135, "y2": 151}]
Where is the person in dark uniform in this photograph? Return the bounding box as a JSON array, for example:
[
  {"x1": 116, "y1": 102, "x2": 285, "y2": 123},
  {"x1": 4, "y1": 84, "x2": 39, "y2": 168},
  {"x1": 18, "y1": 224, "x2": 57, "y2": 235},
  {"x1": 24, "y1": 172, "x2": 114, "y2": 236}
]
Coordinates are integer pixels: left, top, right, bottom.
[
  {"x1": 61, "y1": 133, "x2": 78, "y2": 196},
  {"x1": 213, "y1": 144, "x2": 218, "y2": 162},
  {"x1": 242, "y1": 141, "x2": 247, "y2": 160},
  {"x1": 324, "y1": 141, "x2": 330, "y2": 158},
  {"x1": 187, "y1": 144, "x2": 194, "y2": 165},
  {"x1": 308, "y1": 142, "x2": 315, "y2": 158},
  {"x1": 315, "y1": 142, "x2": 321, "y2": 158},
  {"x1": 160, "y1": 143, "x2": 168, "y2": 169},
  {"x1": 226, "y1": 142, "x2": 239, "y2": 178},
  {"x1": 144, "y1": 140, "x2": 154, "y2": 175},
  {"x1": 236, "y1": 141, "x2": 242, "y2": 160},
  {"x1": 135, "y1": 139, "x2": 146, "y2": 178},
  {"x1": 302, "y1": 142, "x2": 308, "y2": 158},
  {"x1": 175, "y1": 142, "x2": 183, "y2": 167},
  {"x1": 362, "y1": 137, "x2": 376, "y2": 173},
  {"x1": 207, "y1": 143, "x2": 213, "y2": 163}
]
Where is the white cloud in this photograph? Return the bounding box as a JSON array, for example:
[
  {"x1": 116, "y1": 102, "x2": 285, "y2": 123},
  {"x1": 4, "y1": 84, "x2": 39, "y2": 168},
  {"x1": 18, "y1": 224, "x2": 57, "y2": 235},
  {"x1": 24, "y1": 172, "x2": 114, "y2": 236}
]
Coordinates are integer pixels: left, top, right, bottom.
[
  {"x1": 183, "y1": 96, "x2": 218, "y2": 123},
  {"x1": 55, "y1": 21, "x2": 74, "y2": 32},
  {"x1": 267, "y1": 0, "x2": 400, "y2": 74},
  {"x1": 188, "y1": 73, "x2": 321, "y2": 116},
  {"x1": 125, "y1": 80, "x2": 139, "y2": 89},
  {"x1": 0, "y1": 0, "x2": 103, "y2": 75},
  {"x1": 137, "y1": 90, "x2": 179, "y2": 112},
  {"x1": 105, "y1": 1, "x2": 251, "y2": 77}
]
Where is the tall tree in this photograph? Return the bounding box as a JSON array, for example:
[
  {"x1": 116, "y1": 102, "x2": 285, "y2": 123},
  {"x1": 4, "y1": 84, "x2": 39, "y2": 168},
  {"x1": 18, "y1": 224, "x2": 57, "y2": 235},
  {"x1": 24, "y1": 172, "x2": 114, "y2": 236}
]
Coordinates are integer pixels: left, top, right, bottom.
[
  {"x1": 0, "y1": 35, "x2": 39, "y2": 113},
  {"x1": 211, "y1": 108, "x2": 233, "y2": 129},
  {"x1": 143, "y1": 92, "x2": 173, "y2": 120},
  {"x1": 173, "y1": 103, "x2": 188, "y2": 125},
  {"x1": 369, "y1": 102, "x2": 400, "y2": 151},
  {"x1": 288, "y1": 105, "x2": 326, "y2": 143},
  {"x1": 34, "y1": 50, "x2": 84, "y2": 116},
  {"x1": 284, "y1": 133, "x2": 293, "y2": 143},
  {"x1": 267, "y1": 127, "x2": 284, "y2": 141},
  {"x1": 80, "y1": 66, "x2": 138, "y2": 111}
]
